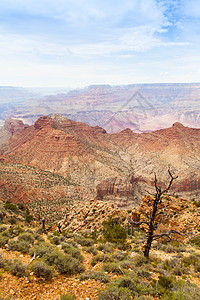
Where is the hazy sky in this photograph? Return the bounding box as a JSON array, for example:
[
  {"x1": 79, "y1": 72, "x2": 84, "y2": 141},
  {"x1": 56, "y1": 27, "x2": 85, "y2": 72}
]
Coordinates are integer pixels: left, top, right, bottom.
[{"x1": 0, "y1": 0, "x2": 200, "y2": 87}]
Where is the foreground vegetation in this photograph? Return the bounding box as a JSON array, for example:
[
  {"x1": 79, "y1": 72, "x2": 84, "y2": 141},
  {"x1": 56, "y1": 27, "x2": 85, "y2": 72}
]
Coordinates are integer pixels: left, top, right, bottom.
[{"x1": 0, "y1": 205, "x2": 200, "y2": 299}]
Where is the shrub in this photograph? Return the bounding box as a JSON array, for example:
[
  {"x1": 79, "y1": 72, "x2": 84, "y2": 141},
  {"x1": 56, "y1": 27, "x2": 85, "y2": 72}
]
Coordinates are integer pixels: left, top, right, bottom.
[
  {"x1": 62, "y1": 244, "x2": 83, "y2": 261},
  {"x1": 8, "y1": 239, "x2": 30, "y2": 254},
  {"x1": 74, "y1": 235, "x2": 94, "y2": 247},
  {"x1": 80, "y1": 270, "x2": 109, "y2": 283},
  {"x1": 31, "y1": 261, "x2": 53, "y2": 280},
  {"x1": 9, "y1": 225, "x2": 23, "y2": 237},
  {"x1": 10, "y1": 259, "x2": 27, "y2": 277},
  {"x1": 83, "y1": 246, "x2": 98, "y2": 256},
  {"x1": 0, "y1": 226, "x2": 7, "y2": 233},
  {"x1": 111, "y1": 251, "x2": 128, "y2": 261},
  {"x1": 55, "y1": 255, "x2": 85, "y2": 275},
  {"x1": 4, "y1": 201, "x2": 18, "y2": 212},
  {"x1": 0, "y1": 234, "x2": 9, "y2": 247},
  {"x1": 190, "y1": 235, "x2": 200, "y2": 248},
  {"x1": 8, "y1": 216, "x2": 17, "y2": 225},
  {"x1": 98, "y1": 286, "x2": 132, "y2": 300},
  {"x1": 133, "y1": 255, "x2": 148, "y2": 267},
  {"x1": 30, "y1": 242, "x2": 54, "y2": 258},
  {"x1": 102, "y1": 217, "x2": 127, "y2": 245},
  {"x1": 182, "y1": 253, "x2": 200, "y2": 267},
  {"x1": 43, "y1": 250, "x2": 85, "y2": 275},
  {"x1": 60, "y1": 293, "x2": 76, "y2": 300},
  {"x1": 97, "y1": 243, "x2": 114, "y2": 253},
  {"x1": 50, "y1": 235, "x2": 65, "y2": 245},
  {"x1": 91, "y1": 254, "x2": 110, "y2": 266},
  {"x1": 102, "y1": 262, "x2": 124, "y2": 274},
  {"x1": 18, "y1": 232, "x2": 35, "y2": 245}
]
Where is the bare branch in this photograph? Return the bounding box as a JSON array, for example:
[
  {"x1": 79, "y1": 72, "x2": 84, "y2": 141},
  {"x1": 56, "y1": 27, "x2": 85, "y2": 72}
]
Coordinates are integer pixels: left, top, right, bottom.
[
  {"x1": 27, "y1": 252, "x2": 36, "y2": 266},
  {"x1": 129, "y1": 220, "x2": 150, "y2": 226},
  {"x1": 162, "y1": 169, "x2": 178, "y2": 194},
  {"x1": 152, "y1": 229, "x2": 186, "y2": 240}
]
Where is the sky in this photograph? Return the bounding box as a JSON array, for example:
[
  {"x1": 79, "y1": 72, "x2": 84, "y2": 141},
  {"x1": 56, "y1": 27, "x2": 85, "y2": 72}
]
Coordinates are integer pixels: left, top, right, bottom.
[{"x1": 0, "y1": 0, "x2": 200, "y2": 87}]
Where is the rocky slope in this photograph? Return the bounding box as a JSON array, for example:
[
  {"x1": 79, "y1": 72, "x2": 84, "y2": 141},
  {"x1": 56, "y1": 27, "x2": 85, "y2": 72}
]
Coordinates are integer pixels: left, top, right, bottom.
[{"x1": 0, "y1": 114, "x2": 199, "y2": 214}]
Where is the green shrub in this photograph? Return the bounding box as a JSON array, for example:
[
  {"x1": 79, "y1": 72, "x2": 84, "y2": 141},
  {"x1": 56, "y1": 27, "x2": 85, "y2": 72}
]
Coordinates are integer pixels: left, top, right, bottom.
[
  {"x1": 83, "y1": 246, "x2": 98, "y2": 256},
  {"x1": 102, "y1": 217, "x2": 127, "y2": 245},
  {"x1": 18, "y1": 232, "x2": 35, "y2": 244},
  {"x1": 50, "y1": 235, "x2": 65, "y2": 245},
  {"x1": 98, "y1": 286, "x2": 132, "y2": 300},
  {"x1": 102, "y1": 262, "x2": 124, "y2": 274},
  {"x1": 62, "y1": 244, "x2": 83, "y2": 261},
  {"x1": 0, "y1": 226, "x2": 7, "y2": 233},
  {"x1": 133, "y1": 255, "x2": 148, "y2": 267},
  {"x1": 8, "y1": 239, "x2": 30, "y2": 253},
  {"x1": 80, "y1": 270, "x2": 109, "y2": 283},
  {"x1": 9, "y1": 225, "x2": 23, "y2": 237},
  {"x1": 182, "y1": 253, "x2": 200, "y2": 267},
  {"x1": 4, "y1": 201, "x2": 18, "y2": 212},
  {"x1": 60, "y1": 293, "x2": 76, "y2": 300},
  {"x1": 30, "y1": 242, "x2": 54, "y2": 258},
  {"x1": 190, "y1": 235, "x2": 200, "y2": 248},
  {"x1": 0, "y1": 234, "x2": 9, "y2": 247},
  {"x1": 74, "y1": 235, "x2": 94, "y2": 247},
  {"x1": 97, "y1": 243, "x2": 114, "y2": 253},
  {"x1": 10, "y1": 259, "x2": 27, "y2": 277},
  {"x1": 111, "y1": 251, "x2": 128, "y2": 261},
  {"x1": 34, "y1": 233, "x2": 45, "y2": 243},
  {"x1": 91, "y1": 254, "x2": 110, "y2": 266},
  {"x1": 31, "y1": 261, "x2": 53, "y2": 280},
  {"x1": 43, "y1": 250, "x2": 85, "y2": 275},
  {"x1": 8, "y1": 216, "x2": 17, "y2": 225}
]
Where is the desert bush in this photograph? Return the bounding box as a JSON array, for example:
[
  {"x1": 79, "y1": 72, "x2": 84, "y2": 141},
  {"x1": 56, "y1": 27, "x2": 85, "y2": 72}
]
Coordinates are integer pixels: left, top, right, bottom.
[
  {"x1": 91, "y1": 254, "x2": 110, "y2": 266},
  {"x1": 80, "y1": 270, "x2": 109, "y2": 283},
  {"x1": 119, "y1": 260, "x2": 135, "y2": 270},
  {"x1": 9, "y1": 225, "x2": 23, "y2": 237},
  {"x1": 10, "y1": 259, "x2": 27, "y2": 277},
  {"x1": 102, "y1": 262, "x2": 124, "y2": 274},
  {"x1": 31, "y1": 261, "x2": 53, "y2": 280},
  {"x1": 133, "y1": 254, "x2": 148, "y2": 267},
  {"x1": 190, "y1": 235, "x2": 200, "y2": 248},
  {"x1": 0, "y1": 226, "x2": 7, "y2": 233},
  {"x1": 8, "y1": 239, "x2": 30, "y2": 254},
  {"x1": 56, "y1": 254, "x2": 85, "y2": 275},
  {"x1": 102, "y1": 217, "x2": 127, "y2": 246},
  {"x1": 111, "y1": 251, "x2": 128, "y2": 261},
  {"x1": 1, "y1": 229, "x2": 12, "y2": 238},
  {"x1": 18, "y1": 232, "x2": 35, "y2": 244},
  {"x1": 182, "y1": 253, "x2": 200, "y2": 267},
  {"x1": 98, "y1": 286, "x2": 132, "y2": 300},
  {"x1": 4, "y1": 201, "x2": 18, "y2": 212},
  {"x1": 62, "y1": 244, "x2": 83, "y2": 261},
  {"x1": 97, "y1": 243, "x2": 114, "y2": 253},
  {"x1": 83, "y1": 246, "x2": 98, "y2": 256},
  {"x1": 30, "y1": 242, "x2": 54, "y2": 258},
  {"x1": 43, "y1": 250, "x2": 85, "y2": 275},
  {"x1": 161, "y1": 243, "x2": 186, "y2": 253},
  {"x1": 8, "y1": 216, "x2": 17, "y2": 225},
  {"x1": 158, "y1": 278, "x2": 200, "y2": 299},
  {"x1": 50, "y1": 235, "x2": 65, "y2": 245},
  {"x1": 34, "y1": 233, "x2": 45, "y2": 243},
  {"x1": 74, "y1": 235, "x2": 94, "y2": 247},
  {"x1": 60, "y1": 293, "x2": 76, "y2": 300},
  {"x1": 0, "y1": 234, "x2": 9, "y2": 247}
]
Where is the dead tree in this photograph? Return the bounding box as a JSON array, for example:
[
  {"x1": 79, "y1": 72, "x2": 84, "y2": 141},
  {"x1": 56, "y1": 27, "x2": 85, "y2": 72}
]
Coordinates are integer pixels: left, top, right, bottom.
[{"x1": 129, "y1": 170, "x2": 185, "y2": 259}]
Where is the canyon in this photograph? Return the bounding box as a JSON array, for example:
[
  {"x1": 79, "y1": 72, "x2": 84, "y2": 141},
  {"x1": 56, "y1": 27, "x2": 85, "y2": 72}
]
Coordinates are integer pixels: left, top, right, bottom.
[
  {"x1": 0, "y1": 114, "x2": 199, "y2": 224},
  {"x1": 0, "y1": 83, "x2": 200, "y2": 132}
]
